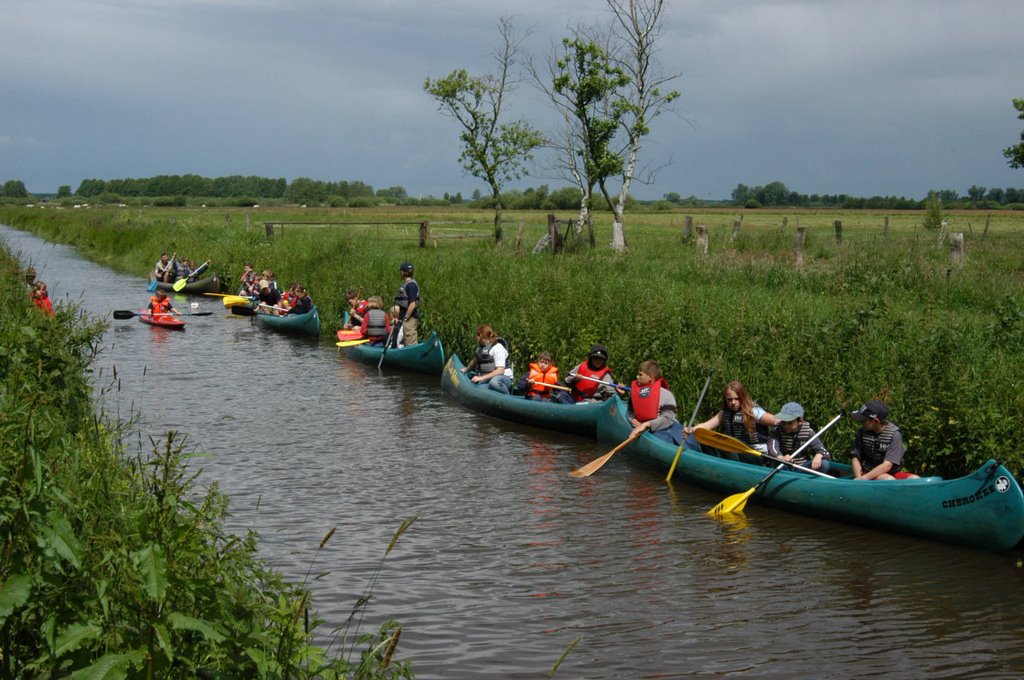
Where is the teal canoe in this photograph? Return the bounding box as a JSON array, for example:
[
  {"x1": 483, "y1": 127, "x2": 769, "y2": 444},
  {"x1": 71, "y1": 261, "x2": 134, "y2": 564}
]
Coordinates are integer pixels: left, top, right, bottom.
[
  {"x1": 344, "y1": 331, "x2": 445, "y2": 375},
  {"x1": 154, "y1": 274, "x2": 221, "y2": 295},
  {"x1": 595, "y1": 397, "x2": 1024, "y2": 552},
  {"x1": 441, "y1": 354, "x2": 607, "y2": 438},
  {"x1": 254, "y1": 305, "x2": 321, "y2": 337}
]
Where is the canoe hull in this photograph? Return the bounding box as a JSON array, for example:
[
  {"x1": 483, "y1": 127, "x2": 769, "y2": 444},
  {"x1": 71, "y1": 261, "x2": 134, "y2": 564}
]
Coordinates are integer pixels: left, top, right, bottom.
[
  {"x1": 155, "y1": 275, "x2": 221, "y2": 295},
  {"x1": 139, "y1": 314, "x2": 185, "y2": 330},
  {"x1": 441, "y1": 354, "x2": 606, "y2": 438},
  {"x1": 344, "y1": 331, "x2": 445, "y2": 375},
  {"x1": 596, "y1": 397, "x2": 1024, "y2": 552},
  {"x1": 254, "y1": 306, "x2": 320, "y2": 337}
]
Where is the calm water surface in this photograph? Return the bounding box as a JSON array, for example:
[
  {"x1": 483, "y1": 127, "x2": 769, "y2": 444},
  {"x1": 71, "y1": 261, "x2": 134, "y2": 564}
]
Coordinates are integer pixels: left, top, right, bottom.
[{"x1": 5, "y1": 223, "x2": 1024, "y2": 679}]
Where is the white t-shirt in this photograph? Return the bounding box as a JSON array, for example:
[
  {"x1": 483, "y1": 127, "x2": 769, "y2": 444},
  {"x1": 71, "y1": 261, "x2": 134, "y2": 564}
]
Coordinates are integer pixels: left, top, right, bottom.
[{"x1": 489, "y1": 343, "x2": 514, "y2": 378}]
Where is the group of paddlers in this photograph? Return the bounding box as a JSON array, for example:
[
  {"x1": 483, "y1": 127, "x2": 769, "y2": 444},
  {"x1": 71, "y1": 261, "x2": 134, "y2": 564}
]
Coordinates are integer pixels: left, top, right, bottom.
[
  {"x1": 151, "y1": 251, "x2": 209, "y2": 284},
  {"x1": 238, "y1": 263, "x2": 313, "y2": 316},
  {"x1": 462, "y1": 328, "x2": 918, "y2": 482},
  {"x1": 341, "y1": 262, "x2": 421, "y2": 348}
]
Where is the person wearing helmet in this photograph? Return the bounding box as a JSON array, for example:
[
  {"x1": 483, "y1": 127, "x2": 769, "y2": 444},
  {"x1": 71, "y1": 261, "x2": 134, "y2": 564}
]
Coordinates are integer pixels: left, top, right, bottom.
[{"x1": 394, "y1": 262, "x2": 420, "y2": 346}]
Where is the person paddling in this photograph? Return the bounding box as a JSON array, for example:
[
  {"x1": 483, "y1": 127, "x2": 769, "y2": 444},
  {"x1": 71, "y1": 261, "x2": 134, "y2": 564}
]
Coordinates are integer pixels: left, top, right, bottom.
[
  {"x1": 616, "y1": 360, "x2": 684, "y2": 444},
  {"x1": 148, "y1": 290, "x2": 180, "y2": 317}
]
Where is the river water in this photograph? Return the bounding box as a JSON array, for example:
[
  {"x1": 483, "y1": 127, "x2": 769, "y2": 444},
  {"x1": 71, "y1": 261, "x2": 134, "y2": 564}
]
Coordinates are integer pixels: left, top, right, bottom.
[{"x1": 4, "y1": 223, "x2": 1024, "y2": 679}]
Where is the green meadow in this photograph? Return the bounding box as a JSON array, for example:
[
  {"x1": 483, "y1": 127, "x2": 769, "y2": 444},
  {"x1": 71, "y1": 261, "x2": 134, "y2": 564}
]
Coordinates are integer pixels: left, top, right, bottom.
[{"x1": 2, "y1": 204, "x2": 1023, "y2": 478}]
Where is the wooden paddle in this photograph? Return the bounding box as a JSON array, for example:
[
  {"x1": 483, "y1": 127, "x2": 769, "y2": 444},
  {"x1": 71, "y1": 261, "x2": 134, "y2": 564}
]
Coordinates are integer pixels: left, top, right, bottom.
[
  {"x1": 569, "y1": 431, "x2": 643, "y2": 478},
  {"x1": 114, "y1": 310, "x2": 211, "y2": 319},
  {"x1": 529, "y1": 381, "x2": 572, "y2": 392},
  {"x1": 706, "y1": 411, "x2": 843, "y2": 516},
  {"x1": 666, "y1": 368, "x2": 715, "y2": 483}
]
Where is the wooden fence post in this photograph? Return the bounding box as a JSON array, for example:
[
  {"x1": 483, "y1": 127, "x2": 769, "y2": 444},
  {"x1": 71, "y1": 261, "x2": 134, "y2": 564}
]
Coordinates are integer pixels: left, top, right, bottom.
[
  {"x1": 949, "y1": 232, "x2": 964, "y2": 265},
  {"x1": 696, "y1": 224, "x2": 709, "y2": 257},
  {"x1": 418, "y1": 221, "x2": 429, "y2": 248},
  {"x1": 883, "y1": 215, "x2": 889, "y2": 239},
  {"x1": 514, "y1": 221, "x2": 525, "y2": 255},
  {"x1": 984, "y1": 215, "x2": 991, "y2": 237},
  {"x1": 780, "y1": 216, "x2": 788, "y2": 232},
  {"x1": 731, "y1": 218, "x2": 742, "y2": 241},
  {"x1": 794, "y1": 227, "x2": 806, "y2": 268},
  {"x1": 683, "y1": 215, "x2": 693, "y2": 243},
  {"x1": 833, "y1": 220, "x2": 842, "y2": 244},
  {"x1": 264, "y1": 222, "x2": 274, "y2": 237},
  {"x1": 938, "y1": 220, "x2": 948, "y2": 244}
]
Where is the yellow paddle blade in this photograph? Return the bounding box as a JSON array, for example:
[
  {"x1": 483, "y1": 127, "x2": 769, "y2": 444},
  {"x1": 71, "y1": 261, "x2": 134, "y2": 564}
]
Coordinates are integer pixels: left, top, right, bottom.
[
  {"x1": 707, "y1": 487, "x2": 755, "y2": 516},
  {"x1": 693, "y1": 428, "x2": 763, "y2": 457},
  {"x1": 222, "y1": 295, "x2": 252, "y2": 307},
  {"x1": 172, "y1": 278, "x2": 188, "y2": 292},
  {"x1": 336, "y1": 339, "x2": 371, "y2": 347}
]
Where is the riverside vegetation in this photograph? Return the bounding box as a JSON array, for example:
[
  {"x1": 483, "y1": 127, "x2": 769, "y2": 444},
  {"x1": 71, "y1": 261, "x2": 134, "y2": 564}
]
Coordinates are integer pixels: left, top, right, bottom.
[
  {"x1": 2, "y1": 204, "x2": 1023, "y2": 483},
  {"x1": 0, "y1": 251, "x2": 413, "y2": 677}
]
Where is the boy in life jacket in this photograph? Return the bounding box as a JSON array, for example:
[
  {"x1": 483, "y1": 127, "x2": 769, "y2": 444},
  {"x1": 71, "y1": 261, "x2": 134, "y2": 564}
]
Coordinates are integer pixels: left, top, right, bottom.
[
  {"x1": 553, "y1": 344, "x2": 618, "y2": 404},
  {"x1": 359, "y1": 296, "x2": 391, "y2": 345},
  {"x1": 516, "y1": 351, "x2": 559, "y2": 401},
  {"x1": 616, "y1": 360, "x2": 683, "y2": 445},
  {"x1": 148, "y1": 290, "x2": 179, "y2": 317}
]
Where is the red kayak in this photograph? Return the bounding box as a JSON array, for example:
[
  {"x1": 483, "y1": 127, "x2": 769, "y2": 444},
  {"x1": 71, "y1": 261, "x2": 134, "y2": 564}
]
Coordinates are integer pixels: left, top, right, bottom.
[{"x1": 139, "y1": 313, "x2": 185, "y2": 330}]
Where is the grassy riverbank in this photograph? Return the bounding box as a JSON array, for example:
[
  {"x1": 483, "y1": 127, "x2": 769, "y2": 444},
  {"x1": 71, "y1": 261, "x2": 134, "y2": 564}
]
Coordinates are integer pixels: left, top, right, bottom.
[
  {"x1": 2, "y1": 205, "x2": 1023, "y2": 479},
  {"x1": 0, "y1": 248, "x2": 412, "y2": 677}
]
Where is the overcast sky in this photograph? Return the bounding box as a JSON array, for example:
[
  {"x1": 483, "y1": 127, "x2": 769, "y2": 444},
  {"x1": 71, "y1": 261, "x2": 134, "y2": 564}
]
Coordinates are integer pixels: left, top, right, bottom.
[{"x1": 3, "y1": 0, "x2": 1024, "y2": 200}]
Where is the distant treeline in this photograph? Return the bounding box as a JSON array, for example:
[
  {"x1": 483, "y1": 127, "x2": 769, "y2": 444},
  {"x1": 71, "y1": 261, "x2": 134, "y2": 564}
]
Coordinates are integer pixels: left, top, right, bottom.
[
  {"x1": 726, "y1": 181, "x2": 1024, "y2": 210},
  {"x1": 4, "y1": 174, "x2": 1024, "y2": 210}
]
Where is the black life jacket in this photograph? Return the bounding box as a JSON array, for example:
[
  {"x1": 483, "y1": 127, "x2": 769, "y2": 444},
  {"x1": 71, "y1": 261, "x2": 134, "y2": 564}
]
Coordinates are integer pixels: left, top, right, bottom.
[
  {"x1": 365, "y1": 308, "x2": 388, "y2": 338},
  {"x1": 475, "y1": 338, "x2": 509, "y2": 374}
]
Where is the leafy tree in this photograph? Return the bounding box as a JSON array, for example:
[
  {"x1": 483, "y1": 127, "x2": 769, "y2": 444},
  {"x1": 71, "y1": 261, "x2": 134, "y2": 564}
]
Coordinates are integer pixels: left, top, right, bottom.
[
  {"x1": 2, "y1": 180, "x2": 29, "y2": 198},
  {"x1": 424, "y1": 16, "x2": 544, "y2": 242},
  {"x1": 57, "y1": 185, "x2": 71, "y2": 198},
  {"x1": 663, "y1": 191, "x2": 681, "y2": 203},
  {"x1": 923, "y1": 191, "x2": 944, "y2": 230},
  {"x1": 1003, "y1": 98, "x2": 1024, "y2": 168}
]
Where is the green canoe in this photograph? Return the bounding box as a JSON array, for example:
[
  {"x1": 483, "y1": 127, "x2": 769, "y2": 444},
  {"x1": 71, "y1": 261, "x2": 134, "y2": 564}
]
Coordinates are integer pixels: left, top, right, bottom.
[
  {"x1": 595, "y1": 397, "x2": 1024, "y2": 552},
  {"x1": 253, "y1": 305, "x2": 320, "y2": 337},
  {"x1": 441, "y1": 354, "x2": 607, "y2": 438},
  {"x1": 344, "y1": 331, "x2": 446, "y2": 375}
]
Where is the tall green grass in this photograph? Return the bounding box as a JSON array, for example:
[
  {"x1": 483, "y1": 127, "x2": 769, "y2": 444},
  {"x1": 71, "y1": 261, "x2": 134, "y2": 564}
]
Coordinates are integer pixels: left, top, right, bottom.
[{"x1": 2, "y1": 205, "x2": 1022, "y2": 479}]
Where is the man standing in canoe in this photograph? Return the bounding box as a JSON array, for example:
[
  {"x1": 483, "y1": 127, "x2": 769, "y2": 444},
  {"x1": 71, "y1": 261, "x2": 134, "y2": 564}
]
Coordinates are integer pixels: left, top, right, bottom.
[
  {"x1": 394, "y1": 262, "x2": 420, "y2": 346},
  {"x1": 849, "y1": 400, "x2": 920, "y2": 480}
]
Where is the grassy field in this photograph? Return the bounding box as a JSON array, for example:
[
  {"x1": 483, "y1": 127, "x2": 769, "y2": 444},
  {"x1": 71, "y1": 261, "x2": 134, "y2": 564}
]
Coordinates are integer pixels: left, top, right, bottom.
[{"x1": 2, "y1": 204, "x2": 1022, "y2": 479}]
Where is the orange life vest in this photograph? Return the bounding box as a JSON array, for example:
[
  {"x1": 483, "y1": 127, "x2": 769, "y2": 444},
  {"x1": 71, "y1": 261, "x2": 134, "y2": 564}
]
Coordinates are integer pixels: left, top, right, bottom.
[
  {"x1": 526, "y1": 363, "x2": 559, "y2": 397},
  {"x1": 149, "y1": 295, "x2": 172, "y2": 314},
  {"x1": 631, "y1": 377, "x2": 669, "y2": 422}
]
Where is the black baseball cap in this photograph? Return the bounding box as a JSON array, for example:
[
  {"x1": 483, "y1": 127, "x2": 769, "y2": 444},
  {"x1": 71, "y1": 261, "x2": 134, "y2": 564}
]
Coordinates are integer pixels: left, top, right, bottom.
[{"x1": 851, "y1": 400, "x2": 889, "y2": 422}]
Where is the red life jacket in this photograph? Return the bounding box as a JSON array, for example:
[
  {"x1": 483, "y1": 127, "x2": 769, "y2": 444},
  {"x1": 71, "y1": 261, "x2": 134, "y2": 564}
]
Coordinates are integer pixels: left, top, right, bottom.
[
  {"x1": 526, "y1": 363, "x2": 559, "y2": 397},
  {"x1": 573, "y1": 362, "x2": 611, "y2": 400},
  {"x1": 631, "y1": 377, "x2": 669, "y2": 422},
  {"x1": 149, "y1": 295, "x2": 172, "y2": 314},
  {"x1": 354, "y1": 300, "x2": 369, "y2": 316}
]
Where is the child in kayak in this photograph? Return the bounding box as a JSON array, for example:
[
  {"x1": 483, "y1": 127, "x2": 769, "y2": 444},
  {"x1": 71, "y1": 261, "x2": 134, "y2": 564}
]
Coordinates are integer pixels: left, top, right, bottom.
[
  {"x1": 516, "y1": 351, "x2": 559, "y2": 401},
  {"x1": 148, "y1": 290, "x2": 180, "y2": 317},
  {"x1": 617, "y1": 360, "x2": 683, "y2": 444}
]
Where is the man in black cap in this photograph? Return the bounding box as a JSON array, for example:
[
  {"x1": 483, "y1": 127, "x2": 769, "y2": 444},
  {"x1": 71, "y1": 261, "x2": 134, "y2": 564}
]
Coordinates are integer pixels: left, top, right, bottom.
[
  {"x1": 554, "y1": 343, "x2": 619, "y2": 404},
  {"x1": 849, "y1": 400, "x2": 918, "y2": 480},
  {"x1": 394, "y1": 262, "x2": 419, "y2": 346}
]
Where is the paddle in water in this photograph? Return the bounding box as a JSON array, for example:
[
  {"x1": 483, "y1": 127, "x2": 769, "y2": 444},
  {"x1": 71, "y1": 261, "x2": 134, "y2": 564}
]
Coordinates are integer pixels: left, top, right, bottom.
[
  {"x1": 706, "y1": 410, "x2": 844, "y2": 516},
  {"x1": 569, "y1": 431, "x2": 643, "y2": 478}
]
